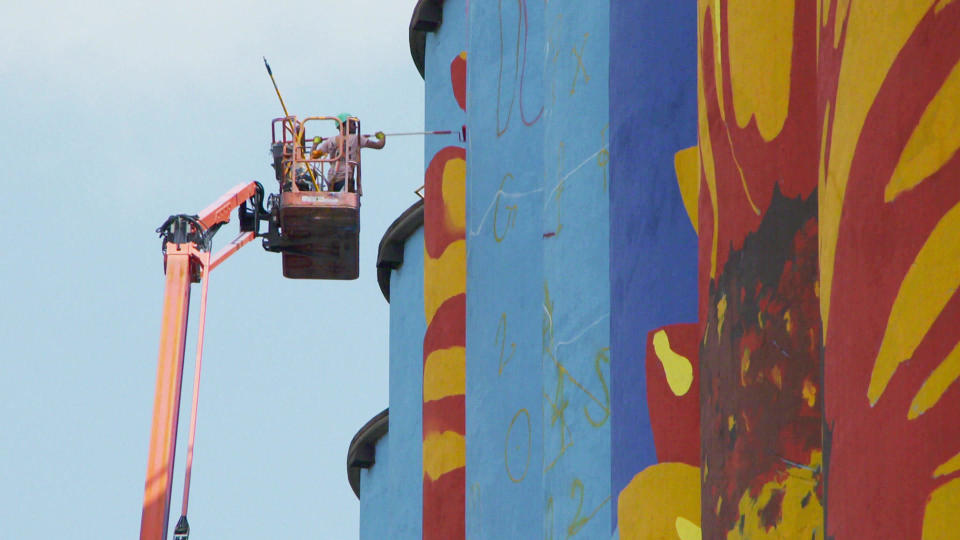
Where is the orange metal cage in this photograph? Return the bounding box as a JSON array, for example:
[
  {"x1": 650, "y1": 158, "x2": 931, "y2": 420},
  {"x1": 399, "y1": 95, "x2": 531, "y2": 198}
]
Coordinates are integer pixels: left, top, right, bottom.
[{"x1": 270, "y1": 116, "x2": 363, "y2": 195}]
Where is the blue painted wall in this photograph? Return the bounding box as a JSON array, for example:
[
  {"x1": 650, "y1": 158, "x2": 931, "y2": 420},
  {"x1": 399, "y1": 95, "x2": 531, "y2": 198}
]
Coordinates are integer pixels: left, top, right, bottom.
[
  {"x1": 423, "y1": 5, "x2": 470, "y2": 537},
  {"x1": 541, "y1": 1, "x2": 611, "y2": 537},
  {"x1": 359, "y1": 222, "x2": 424, "y2": 540},
  {"x1": 383, "y1": 227, "x2": 426, "y2": 540},
  {"x1": 358, "y1": 1, "x2": 708, "y2": 537},
  {"x1": 465, "y1": 0, "x2": 546, "y2": 538},
  {"x1": 359, "y1": 432, "x2": 391, "y2": 540},
  {"x1": 608, "y1": 0, "x2": 699, "y2": 532},
  {"x1": 464, "y1": 0, "x2": 611, "y2": 537}
]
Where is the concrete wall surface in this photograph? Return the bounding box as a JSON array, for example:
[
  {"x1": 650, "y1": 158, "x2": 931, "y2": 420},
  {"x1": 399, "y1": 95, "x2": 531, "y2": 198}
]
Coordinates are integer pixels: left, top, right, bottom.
[
  {"x1": 353, "y1": 2, "x2": 960, "y2": 539},
  {"x1": 609, "y1": 1, "x2": 700, "y2": 538},
  {"x1": 464, "y1": 0, "x2": 546, "y2": 537},
  {"x1": 389, "y1": 228, "x2": 426, "y2": 540},
  {"x1": 359, "y1": 433, "x2": 391, "y2": 540},
  {"x1": 540, "y1": 1, "x2": 612, "y2": 538},
  {"x1": 358, "y1": 227, "x2": 425, "y2": 540},
  {"x1": 422, "y1": 2, "x2": 469, "y2": 539},
  {"x1": 816, "y1": 3, "x2": 960, "y2": 538},
  {"x1": 465, "y1": 0, "x2": 612, "y2": 538}
]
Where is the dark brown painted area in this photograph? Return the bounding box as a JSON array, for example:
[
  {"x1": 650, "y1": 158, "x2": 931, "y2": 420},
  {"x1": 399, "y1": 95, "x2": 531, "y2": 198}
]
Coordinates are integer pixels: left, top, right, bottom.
[{"x1": 701, "y1": 188, "x2": 822, "y2": 535}]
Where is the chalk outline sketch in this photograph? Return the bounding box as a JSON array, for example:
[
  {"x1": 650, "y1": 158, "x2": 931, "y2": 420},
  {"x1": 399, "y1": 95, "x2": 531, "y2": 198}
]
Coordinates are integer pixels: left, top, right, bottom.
[
  {"x1": 570, "y1": 33, "x2": 591, "y2": 95},
  {"x1": 542, "y1": 283, "x2": 611, "y2": 473},
  {"x1": 493, "y1": 173, "x2": 520, "y2": 242},
  {"x1": 497, "y1": 0, "x2": 544, "y2": 137},
  {"x1": 505, "y1": 408, "x2": 532, "y2": 483},
  {"x1": 497, "y1": 312, "x2": 518, "y2": 375}
]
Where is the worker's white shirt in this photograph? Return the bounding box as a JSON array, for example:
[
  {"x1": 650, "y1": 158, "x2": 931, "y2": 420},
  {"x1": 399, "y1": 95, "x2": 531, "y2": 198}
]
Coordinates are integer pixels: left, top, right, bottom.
[{"x1": 319, "y1": 134, "x2": 375, "y2": 180}]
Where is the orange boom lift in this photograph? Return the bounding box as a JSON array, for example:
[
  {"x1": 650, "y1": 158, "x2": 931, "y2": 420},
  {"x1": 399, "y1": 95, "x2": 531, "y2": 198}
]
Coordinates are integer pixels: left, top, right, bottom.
[
  {"x1": 140, "y1": 59, "x2": 403, "y2": 540},
  {"x1": 141, "y1": 110, "x2": 373, "y2": 539}
]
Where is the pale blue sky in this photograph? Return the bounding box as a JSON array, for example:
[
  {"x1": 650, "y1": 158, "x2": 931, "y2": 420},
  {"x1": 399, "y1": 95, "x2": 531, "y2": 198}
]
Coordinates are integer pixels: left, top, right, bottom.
[{"x1": 0, "y1": 1, "x2": 425, "y2": 537}]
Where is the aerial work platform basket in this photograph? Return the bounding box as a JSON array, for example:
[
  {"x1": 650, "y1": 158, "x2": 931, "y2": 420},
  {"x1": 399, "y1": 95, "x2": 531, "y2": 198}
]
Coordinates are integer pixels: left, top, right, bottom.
[{"x1": 263, "y1": 115, "x2": 363, "y2": 279}]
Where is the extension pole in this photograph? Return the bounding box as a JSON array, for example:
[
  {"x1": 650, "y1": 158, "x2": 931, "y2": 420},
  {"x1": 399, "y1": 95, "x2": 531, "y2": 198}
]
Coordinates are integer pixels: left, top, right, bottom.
[
  {"x1": 263, "y1": 57, "x2": 320, "y2": 191},
  {"x1": 364, "y1": 129, "x2": 456, "y2": 137},
  {"x1": 375, "y1": 130, "x2": 454, "y2": 137},
  {"x1": 363, "y1": 128, "x2": 465, "y2": 142}
]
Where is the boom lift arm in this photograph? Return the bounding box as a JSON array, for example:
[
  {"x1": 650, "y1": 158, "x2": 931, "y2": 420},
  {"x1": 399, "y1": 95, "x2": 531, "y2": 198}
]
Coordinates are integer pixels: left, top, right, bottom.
[
  {"x1": 140, "y1": 182, "x2": 265, "y2": 540},
  {"x1": 140, "y1": 112, "x2": 370, "y2": 539}
]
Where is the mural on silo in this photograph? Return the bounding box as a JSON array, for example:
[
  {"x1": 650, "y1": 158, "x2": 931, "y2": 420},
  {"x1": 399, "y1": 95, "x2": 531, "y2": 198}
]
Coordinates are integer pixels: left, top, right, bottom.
[
  {"x1": 422, "y1": 145, "x2": 466, "y2": 540},
  {"x1": 421, "y1": 4, "x2": 468, "y2": 537},
  {"x1": 357, "y1": 2, "x2": 960, "y2": 539},
  {"x1": 608, "y1": 1, "x2": 701, "y2": 539},
  {"x1": 464, "y1": 1, "x2": 546, "y2": 539},
  {"x1": 540, "y1": 1, "x2": 612, "y2": 538},
  {"x1": 696, "y1": 1, "x2": 822, "y2": 537},
  {"x1": 819, "y1": 2, "x2": 960, "y2": 538},
  {"x1": 464, "y1": 1, "x2": 544, "y2": 539}
]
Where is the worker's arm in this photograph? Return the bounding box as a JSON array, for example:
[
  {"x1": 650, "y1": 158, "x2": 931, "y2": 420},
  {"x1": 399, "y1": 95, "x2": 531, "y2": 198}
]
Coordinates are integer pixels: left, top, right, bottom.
[
  {"x1": 363, "y1": 132, "x2": 386, "y2": 150},
  {"x1": 318, "y1": 137, "x2": 336, "y2": 155},
  {"x1": 309, "y1": 137, "x2": 325, "y2": 159}
]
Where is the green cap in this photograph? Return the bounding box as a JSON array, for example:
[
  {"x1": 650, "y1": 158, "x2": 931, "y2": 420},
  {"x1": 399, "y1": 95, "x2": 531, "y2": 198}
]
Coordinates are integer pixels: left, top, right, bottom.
[{"x1": 336, "y1": 113, "x2": 353, "y2": 124}]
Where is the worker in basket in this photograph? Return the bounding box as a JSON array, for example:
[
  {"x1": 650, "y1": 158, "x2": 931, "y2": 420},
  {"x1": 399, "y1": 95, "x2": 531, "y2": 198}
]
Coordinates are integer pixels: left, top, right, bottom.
[
  {"x1": 317, "y1": 112, "x2": 386, "y2": 192},
  {"x1": 271, "y1": 118, "x2": 310, "y2": 191},
  {"x1": 293, "y1": 135, "x2": 327, "y2": 191}
]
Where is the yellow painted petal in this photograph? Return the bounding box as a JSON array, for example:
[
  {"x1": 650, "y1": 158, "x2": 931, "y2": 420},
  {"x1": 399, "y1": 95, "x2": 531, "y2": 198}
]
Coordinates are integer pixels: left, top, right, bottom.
[
  {"x1": 727, "y1": 0, "x2": 794, "y2": 141},
  {"x1": 675, "y1": 146, "x2": 701, "y2": 234},
  {"x1": 441, "y1": 158, "x2": 467, "y2": 231},
  {"x1": 717, "y1": 294, "x2": 728, "y2": 339},
  {"x1": 833, "y1": 0, "x2": 851, "y2": 48},
  {"x1": 423, "y1": 346, "x2": 466, "y2": 402},
  {"x1": 676, "y1": 516, "x2": 703, "y2": 540},
  {"x1": 653, "y1": 330, "x2": 694, "y2": 396},
  {"x1": 424, "y1": 239, "x2": 466, "y2": 324},
  {"x1": 887, "y1": 59, "x2": 960, "y2": 202},
  {"x1": 423, "y1": 430, "x2": 465, "y2": 481},
  {"x1": 709, "y1": 0, "x2": 726, "y2": 122},
  {"x1": 934, "y1": 451, "x2": 960, "y2": 479},
  {"x1": 869, "y1": 201, "x2": 960, "y2": 405},
  {"x1": 820, "y1": 0, "x2": 938, "y2": 339},
  {"x1": 922, "y1": 478, "x2": 960, "y2": 540},
  {"x1": 618, "y1": 462, "x2": 700, "y2": 539},
  {"x1": 803, "y1": 379, "x2": 817, "y2": 407},
  {"x1": 698, "y1": 0, "x2": 720, "y2": 278},
  {"x1": 910, "y1": 340, "x2": 960, "y2": 419},
  {"x1": 819, "y1": 102, "x2": 831, "y2": 196},
  {"x1": 740, "y1": 348, "x2": 751, "y2": 386},
  {"x1": 705, "y1": 148, "x2": 719, "y2": 280}
]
